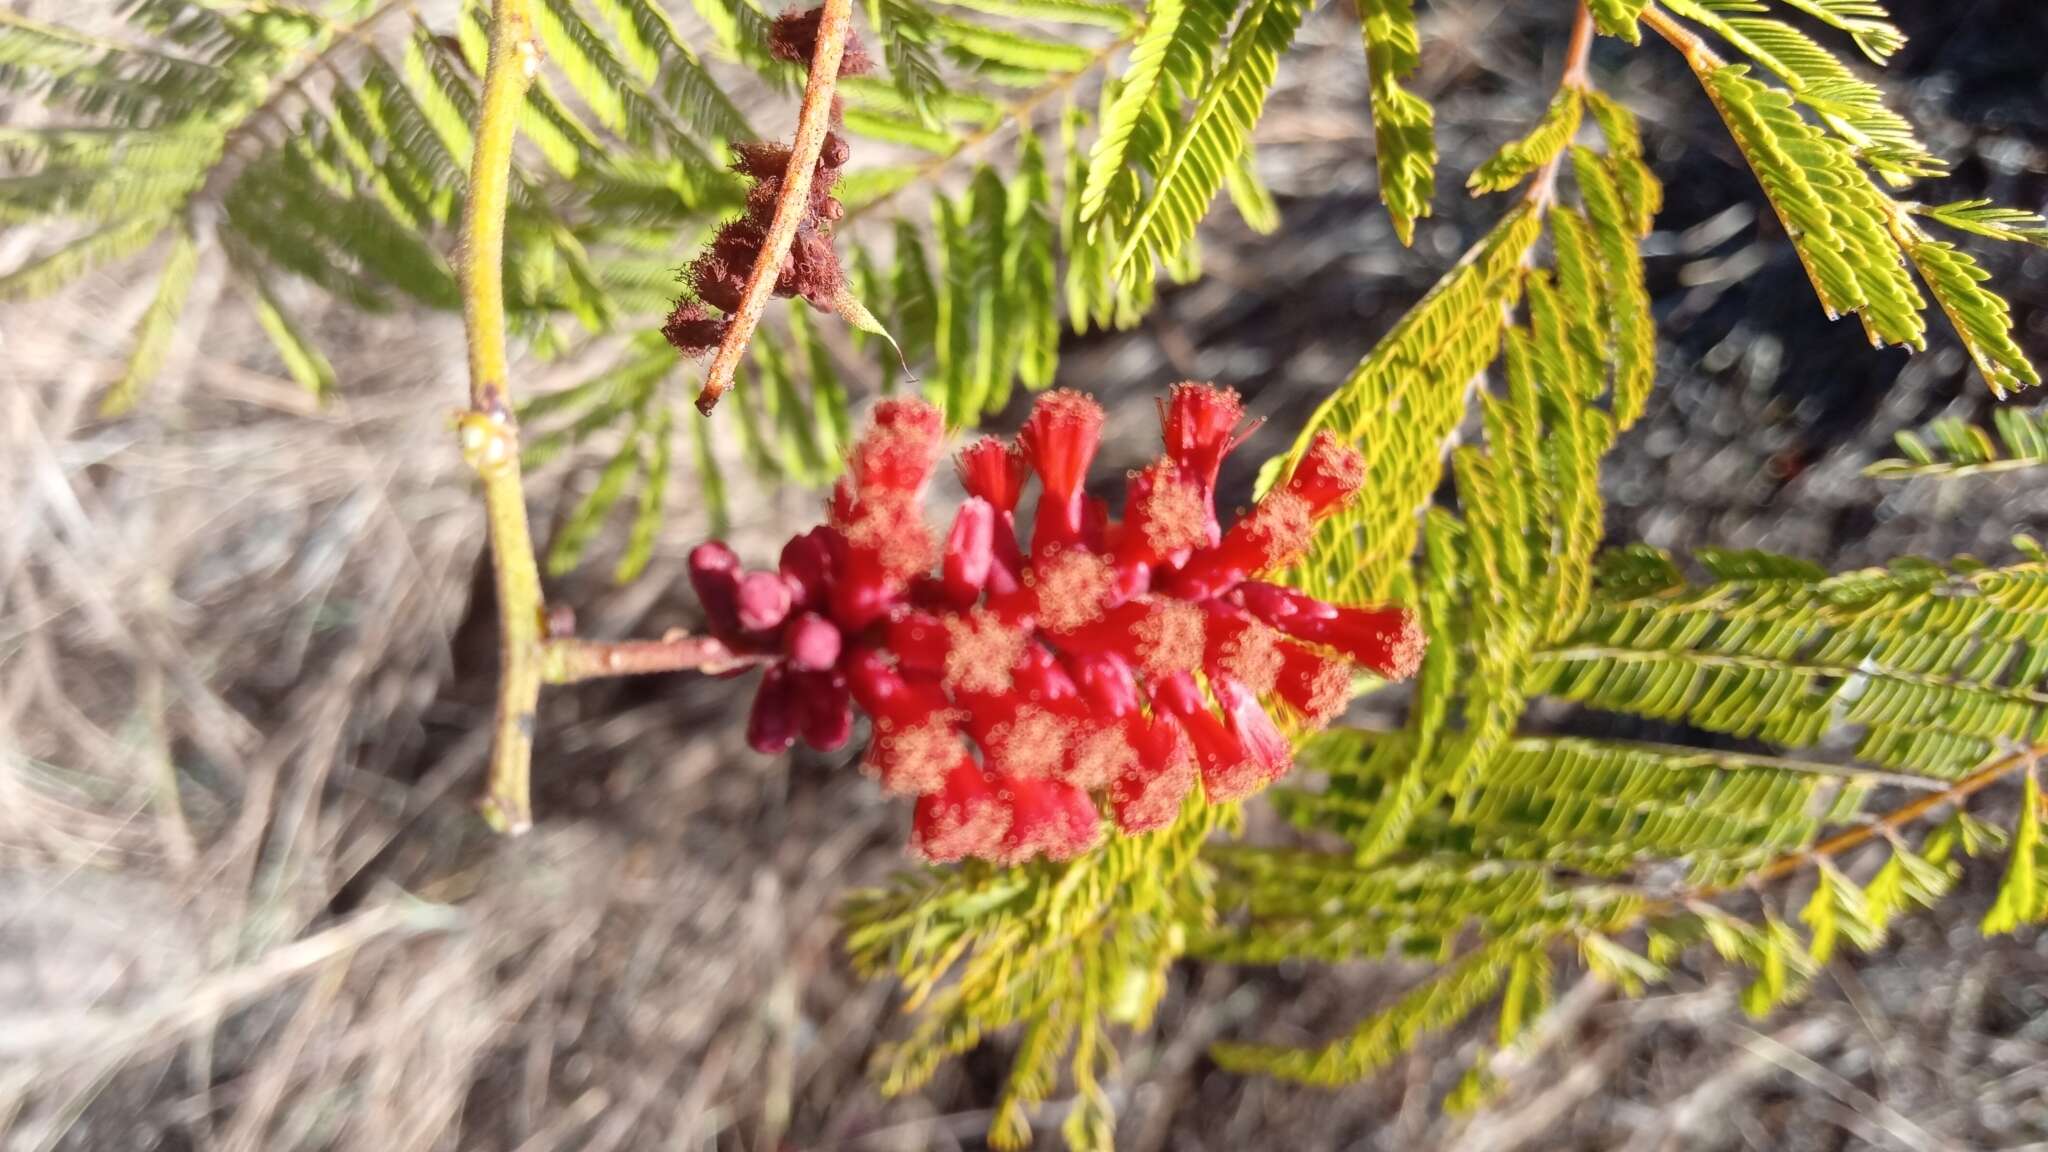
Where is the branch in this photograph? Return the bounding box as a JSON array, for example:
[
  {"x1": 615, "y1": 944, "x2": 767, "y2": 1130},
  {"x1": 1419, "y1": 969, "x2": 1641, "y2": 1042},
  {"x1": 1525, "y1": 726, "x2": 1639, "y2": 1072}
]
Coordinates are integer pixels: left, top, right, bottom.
[
  {"x1": 1641, "y1": 5, "x2": 1725, "y2": 70},
  {"x1": 542, "y1": 633, "x2": 766, "y2": 684},
  {"x1": 1524, "y1": 3, "x2": 1596, "y2": 212},
  {"x1": 1683, "y1": 742, "x2": 2048, "y2": 901},
  {"x1": 694, "y1": 0, "x2": 852, "y2": 415},
  {"x1": 460, "y1": 0, "x2": 546, "y2": 834}
]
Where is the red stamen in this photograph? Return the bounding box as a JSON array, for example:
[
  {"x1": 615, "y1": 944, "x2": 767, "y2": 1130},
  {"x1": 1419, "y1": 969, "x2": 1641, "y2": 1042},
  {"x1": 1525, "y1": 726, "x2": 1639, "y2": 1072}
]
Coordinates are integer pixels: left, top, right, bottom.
[
  {"x1": 1109, "y1": 715, "x2": 1197, "y2": 834},
  {"x1": 1282, "y1": 431, "x2": 1367, "y2": 517},
  {"x1": 1149, "y1": 672, "x2": 1263, "y2": 803},
  {"x1": 1019, "y1": 390, "x2": 1105, "y2": 550},
  {"x1": 1202, "y1": 605, "x2": 1285, "y2": 696},
  {"x1": 942, "y1": 497, "x2": 996, "y2": 608},
  {"x1": 991, "y1": 776, "x2": 1101, "y2": 865},
  {"x1": 1273, "y1": 641, "x2": 1354, "y2": 727},
  {"x1": 1236, "y1": 582, "x2": 1426, "y2": 680},
  {"x1": 956, "y1": 436, "x2": 1029, "y2": 513}
]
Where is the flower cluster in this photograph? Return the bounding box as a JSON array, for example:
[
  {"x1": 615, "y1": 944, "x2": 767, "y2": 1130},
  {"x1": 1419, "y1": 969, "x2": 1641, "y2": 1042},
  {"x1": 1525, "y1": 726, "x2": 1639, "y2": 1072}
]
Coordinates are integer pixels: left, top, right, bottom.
[
  {"x1": 688, "y1": 385, "x2": 1424, "y2": 865},
  {"x1": 661, "y1": 8, "x2": 869, "y2": 357}
]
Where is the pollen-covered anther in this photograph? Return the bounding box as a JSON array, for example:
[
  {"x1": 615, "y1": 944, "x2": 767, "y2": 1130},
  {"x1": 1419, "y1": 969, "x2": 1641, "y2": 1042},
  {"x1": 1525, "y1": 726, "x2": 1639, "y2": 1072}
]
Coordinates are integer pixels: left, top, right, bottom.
[
  {"x1": 1029, "y1": 547, "x2": 1114, "y2": 632},
  {"x1": 942, "y1": 610, "x2": 1028, "y2": 696},
  {"x1": 1284, "y1": 430, "x2": 1367, "y2": 516},
  {"x1": 912, "y1": 755, "x2": 1011, "y2": 863},
  {"x1": 1130, "y1": 599, "x2": 1207, "y2": 678},
  {"x1": 1241, "y1": 490, "x2": 1315, "y2": 570},
  {"x1": 835, "y1": 491, "x2": 936, "y2": 584},
  {"x1": 1109, "y1": 717, "x2": 1196, "y2": 834},
  {"x1": 1274, "y1": 641, "x2": 1354, "y2": 727},
  {"x1": 986, "y1": 706, "x2": 1072, "y2": 779},
  {"x1": 1205, "y1": 611, "x2": 1285, "y2": 696},
  {"x1": 1061, "y1": 716, "x2": 1132, "y2": 791},
  {"x1": 863, "y1": 715, "x2": 961, "y2": 796},
  {"x1": 1126, "y1": 460, "x2": 1207, "y2": 559}
]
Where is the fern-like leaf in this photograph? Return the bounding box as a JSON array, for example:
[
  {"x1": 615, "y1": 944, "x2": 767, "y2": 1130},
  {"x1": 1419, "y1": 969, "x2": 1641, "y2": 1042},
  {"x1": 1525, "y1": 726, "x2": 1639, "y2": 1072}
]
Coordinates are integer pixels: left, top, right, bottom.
[{"x1": 1359, "y1": 0, "x2": 1435, "y2": 244}]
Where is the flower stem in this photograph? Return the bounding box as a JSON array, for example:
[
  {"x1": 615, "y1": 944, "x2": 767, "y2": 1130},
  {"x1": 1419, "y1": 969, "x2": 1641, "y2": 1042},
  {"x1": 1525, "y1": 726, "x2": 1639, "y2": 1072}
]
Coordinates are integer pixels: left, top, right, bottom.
[
  {"x1": 694, "y1": 0, "x2": 852, "y2": 415},
  {"x1": 460, "y1": 0, "x2": 545, "y2": 834},
  {"x1": 542, "y1": 634, "x2": 767, "y2": 684},
  {"x1": 1523, "y1": 2, "x2": 1596, "y2": 211}
]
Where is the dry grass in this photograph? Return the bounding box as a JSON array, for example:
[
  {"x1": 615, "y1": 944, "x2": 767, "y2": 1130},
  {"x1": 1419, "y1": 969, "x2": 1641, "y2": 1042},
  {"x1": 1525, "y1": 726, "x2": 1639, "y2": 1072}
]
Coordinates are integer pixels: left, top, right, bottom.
[{"x1": 5, "y1": 0, "x2": 2048, "y2": 1149}]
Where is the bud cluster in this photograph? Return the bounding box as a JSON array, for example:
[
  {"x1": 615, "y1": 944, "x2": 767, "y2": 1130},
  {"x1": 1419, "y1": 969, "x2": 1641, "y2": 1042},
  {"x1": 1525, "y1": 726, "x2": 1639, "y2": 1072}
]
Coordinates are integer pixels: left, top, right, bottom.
[{"x1": 689, "y1": 386, "x2": 1424, "y2": 865}]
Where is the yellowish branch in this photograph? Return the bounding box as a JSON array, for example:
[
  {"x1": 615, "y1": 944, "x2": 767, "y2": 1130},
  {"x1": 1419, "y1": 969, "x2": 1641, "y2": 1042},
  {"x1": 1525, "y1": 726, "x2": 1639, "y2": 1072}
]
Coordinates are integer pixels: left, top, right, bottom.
[{"x1": 461, "y1": 0, "x2": 545, "y2": 834}]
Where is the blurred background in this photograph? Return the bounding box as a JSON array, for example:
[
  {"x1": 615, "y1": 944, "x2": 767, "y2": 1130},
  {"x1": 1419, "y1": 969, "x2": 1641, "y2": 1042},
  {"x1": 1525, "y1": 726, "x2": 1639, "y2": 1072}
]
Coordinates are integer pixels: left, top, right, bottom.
[{"x1": 4, "y1": 0, "x2": 2047, "y2": 1148}]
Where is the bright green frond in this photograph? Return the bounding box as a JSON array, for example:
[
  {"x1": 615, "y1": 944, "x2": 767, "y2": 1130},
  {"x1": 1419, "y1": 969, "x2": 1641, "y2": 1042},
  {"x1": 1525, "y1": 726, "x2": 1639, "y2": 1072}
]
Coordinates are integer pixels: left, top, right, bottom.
[
  {"x1": 1870, "y1": 408, "x2": 2048, "y2": 480},
  {"x1": 1360, "y1": 0, "x2": 1435, "y2": 244}
]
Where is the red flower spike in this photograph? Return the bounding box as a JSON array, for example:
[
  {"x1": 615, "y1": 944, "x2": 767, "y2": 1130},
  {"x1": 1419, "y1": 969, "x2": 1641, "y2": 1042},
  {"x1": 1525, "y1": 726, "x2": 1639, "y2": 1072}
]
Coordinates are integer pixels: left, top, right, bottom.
[
  {"x1": 783, "y1": 611, "x2": 842, "y2": 671},
  {"x1": 1273, "y1": 641, "x2": 1354, "y2": 728},
  {"x1": 677, "y1": 386, "x2": 1423, "y2": 864},
  {"x1": 992, "y1": 776, "x2": 1102, "y2": 865},
  {"x1": 1109, "y1": 716, "x2": 1197, "y2": 834},
  {"x1": 1018, "y1": 390, "x2": 1105, "y2": 550},
  {"x1": 748, "y1": 664, "x2": 801, "y2": 754},
  {"x1": 912, "y1": 755, "x2": 1011, "y2": 862},
  {"x1": 1236, "y1": 582, "x2": 1427, "y2": 680},
  {"x1": 942, "y1": 498, "x2": 996, "y2": 608}
]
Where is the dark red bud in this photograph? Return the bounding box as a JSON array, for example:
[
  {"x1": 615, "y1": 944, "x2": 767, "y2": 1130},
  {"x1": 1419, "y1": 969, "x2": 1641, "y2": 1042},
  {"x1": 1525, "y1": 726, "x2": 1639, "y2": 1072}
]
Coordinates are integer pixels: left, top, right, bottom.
[
  {"x1": 747, "y1": 665, "x2": 800, "y2": 754},
  {"x1": 798, "y1": 671, "x2": 853, "y2": 751},
  {"x1": 737, "y1": 569, "x2": 795, "y2": 632},
  {"x1": 689, "y1": 542, "x2": 744, "y2": 639},
  {"x1": 783, "y1": 612, "x2": 842, "y2": 671}
]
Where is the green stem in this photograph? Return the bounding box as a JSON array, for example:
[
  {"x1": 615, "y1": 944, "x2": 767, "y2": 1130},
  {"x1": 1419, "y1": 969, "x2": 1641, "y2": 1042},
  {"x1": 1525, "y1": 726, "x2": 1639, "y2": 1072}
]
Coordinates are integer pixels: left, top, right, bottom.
[{"x1": 460, "y1": 0, "x2": 545, "y2": 834}]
